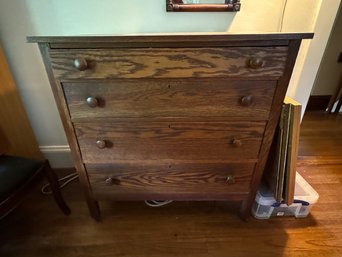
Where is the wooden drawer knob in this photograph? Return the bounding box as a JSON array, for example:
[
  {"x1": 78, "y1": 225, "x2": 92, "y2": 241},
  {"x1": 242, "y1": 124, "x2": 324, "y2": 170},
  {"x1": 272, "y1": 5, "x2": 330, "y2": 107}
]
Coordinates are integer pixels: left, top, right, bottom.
[
  {"x1": 96, "y1": 139, "x2": 106, "y2": 149},
  {"x1": 74, "y1": 58, "x2": 88, "y2": 71},
  {"x1": 105, "y1": 177, "x2": 113, "y2": 185},
  {"x1": 232, "y1": 138, "x2": 242, "y2": 147},
  {"x1": 105, "y1": 177, "x2": 120, "y2": 185},
  {"x1": 86, "y1": 96, "x2": 98, "y2": 108},
  {"x1": 248, "y1": 58, "x2": 264, "y2": 69},
  {"x1": 241, "y1": 95, "x2": 253, "y2": 106},
  {"x1": 226, "y1": 175, "x2": 236, "y2": 184}
]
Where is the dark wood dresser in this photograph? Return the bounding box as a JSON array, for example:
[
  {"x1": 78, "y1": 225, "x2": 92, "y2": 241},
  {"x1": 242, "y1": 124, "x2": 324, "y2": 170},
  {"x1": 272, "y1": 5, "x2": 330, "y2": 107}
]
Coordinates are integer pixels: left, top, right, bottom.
[{"x1": 28, "y1": 33, "x2": 313, "y2": 220}]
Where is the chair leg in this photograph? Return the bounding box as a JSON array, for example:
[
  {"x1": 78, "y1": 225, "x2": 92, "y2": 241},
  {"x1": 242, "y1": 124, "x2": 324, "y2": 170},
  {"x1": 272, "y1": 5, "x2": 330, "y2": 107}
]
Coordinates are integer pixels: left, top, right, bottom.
[{"x1": 43, "y1": 161, "x2": 71, "y2": 215}]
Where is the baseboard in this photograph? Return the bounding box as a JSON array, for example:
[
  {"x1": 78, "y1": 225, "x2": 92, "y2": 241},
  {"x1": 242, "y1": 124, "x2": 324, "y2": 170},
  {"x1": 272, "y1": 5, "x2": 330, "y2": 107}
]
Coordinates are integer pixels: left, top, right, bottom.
[
  {"x1": 306, "y1": 95, "x2": 331, "y2": 111},
  {"x1": 39, "y1": 145, "x2": 74, "y2": 168}
]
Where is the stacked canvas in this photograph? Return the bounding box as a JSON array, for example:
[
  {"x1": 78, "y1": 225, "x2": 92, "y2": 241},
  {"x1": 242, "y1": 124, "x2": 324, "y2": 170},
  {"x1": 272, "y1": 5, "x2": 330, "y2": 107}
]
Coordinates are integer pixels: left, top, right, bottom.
[{"x1": 264, "y1": 97, "x2": 302, "y2": 205}]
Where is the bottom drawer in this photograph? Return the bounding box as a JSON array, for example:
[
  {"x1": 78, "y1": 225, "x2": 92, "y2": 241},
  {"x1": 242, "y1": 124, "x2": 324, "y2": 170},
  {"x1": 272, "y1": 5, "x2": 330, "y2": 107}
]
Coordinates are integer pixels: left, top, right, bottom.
[{"x1": 86, "y1": 162, "x2": 255, "y2": 200}]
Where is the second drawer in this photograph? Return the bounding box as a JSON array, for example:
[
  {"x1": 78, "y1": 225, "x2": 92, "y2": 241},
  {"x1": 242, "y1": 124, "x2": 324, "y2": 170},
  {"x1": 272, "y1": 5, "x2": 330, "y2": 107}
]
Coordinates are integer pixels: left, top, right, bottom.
[
  {"x1": 74, "y1": 121, "x2": 266, "y2": 163},
  {"x1": 63, "y1": 79, "x2": 276, "y2": 121}
]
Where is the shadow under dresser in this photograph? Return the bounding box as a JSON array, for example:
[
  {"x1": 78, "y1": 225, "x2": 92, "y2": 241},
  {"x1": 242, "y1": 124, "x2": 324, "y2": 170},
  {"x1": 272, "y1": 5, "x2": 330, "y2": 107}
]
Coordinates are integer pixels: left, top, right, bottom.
[{"x1": 28, "y1": 33, "x2": 313, "y2": 220}]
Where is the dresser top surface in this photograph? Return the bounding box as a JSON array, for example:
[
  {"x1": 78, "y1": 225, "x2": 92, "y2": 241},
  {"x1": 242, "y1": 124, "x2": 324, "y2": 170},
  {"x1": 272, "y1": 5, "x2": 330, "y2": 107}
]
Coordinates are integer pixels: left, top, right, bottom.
[{"x1": 27, "y1": 33, "x2": 313, "y2": 44}]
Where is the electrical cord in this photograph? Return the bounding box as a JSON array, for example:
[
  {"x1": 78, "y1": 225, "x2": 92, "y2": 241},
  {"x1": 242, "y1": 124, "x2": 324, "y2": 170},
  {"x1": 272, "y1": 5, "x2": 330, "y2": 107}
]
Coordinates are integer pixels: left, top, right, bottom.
[
  {"x1": 41, "y1": 172, "x2": 173, "y2": 208},
  {"x1": 41, "y1": 172, "x2": 79, "y2": 195}
]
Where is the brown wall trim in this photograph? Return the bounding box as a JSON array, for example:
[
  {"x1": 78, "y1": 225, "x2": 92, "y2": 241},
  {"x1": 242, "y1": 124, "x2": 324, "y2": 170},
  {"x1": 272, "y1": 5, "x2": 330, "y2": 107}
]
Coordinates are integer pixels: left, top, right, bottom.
[{"x1": 307, "y1": 95, "x2": 332, "y2": 111}]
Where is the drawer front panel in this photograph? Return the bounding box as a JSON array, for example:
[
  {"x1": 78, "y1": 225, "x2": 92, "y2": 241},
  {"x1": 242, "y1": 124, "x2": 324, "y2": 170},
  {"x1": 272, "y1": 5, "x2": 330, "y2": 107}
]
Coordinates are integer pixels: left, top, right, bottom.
[
  {"x1": 64, "y1": 80, "x2": 276, "y2": 120},
  {"x1": 50, "y1": 47, "x2": 287, "y2": 79},
  {"x1": 75, "y1": 121, "x2": 265, "y2": 163},
  {"x1": 86, "y1": 162, "x2": 255, "y2": 200}
]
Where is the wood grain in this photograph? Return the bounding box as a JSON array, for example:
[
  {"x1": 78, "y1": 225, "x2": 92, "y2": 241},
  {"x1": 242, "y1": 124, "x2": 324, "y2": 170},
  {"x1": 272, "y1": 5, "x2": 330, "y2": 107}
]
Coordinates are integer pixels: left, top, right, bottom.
[
  {"x1": 283, "y1": 97, "x2": 302, "y2": 205},
  {"x1": 49, "y1": 40, "x2": 291, "y2": 49},
  {"x1": 0, "y1": 127, "x2": 9, "y2": 155},
  {"x1": 38, "y1": 43, "x2": 101, "y2": 220},
  {"x1": 64, "y1": 80, "x2": 276, "y2": 120},
  {"x1": 50, "y1": 47, "x2": 288, "y2": 79},
  {"x1": 240, "y1": 39, "x2": 302, "y2": 219},
  {"x1": 298, "y1": 111, "x2": 342, "y2": 157},
  {"x1": 30, "y1": 34, "x2": 313, "y2": 220},
  {"x1": 0, "y1": 45, "x2": 42, "y2": 160},
  {"x1": 1, "y1": 111, "x2": 341, "y2": 257},
  {"x1": 74, "y1": 121, "x2": 265, "y2": 162},
  {"x1": 87, "y1": 162, "x2": 254, "y2": 200},
  {"x1": 27, "y1": 33, "x2": 314, "y2": 44}
]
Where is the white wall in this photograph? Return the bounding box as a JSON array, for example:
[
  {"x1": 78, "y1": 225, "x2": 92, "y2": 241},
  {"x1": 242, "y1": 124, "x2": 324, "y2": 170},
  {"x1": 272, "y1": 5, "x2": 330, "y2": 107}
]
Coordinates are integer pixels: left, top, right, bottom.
[
  {"x1": 311, "y1": 6, "x2": 342, "y2": 96},
  {"x1": 0, "y1": 0, "x2": 339, "y2": 167},
  {"x1": 286, "y1": 0, "x2": 341, "y2": 111}
]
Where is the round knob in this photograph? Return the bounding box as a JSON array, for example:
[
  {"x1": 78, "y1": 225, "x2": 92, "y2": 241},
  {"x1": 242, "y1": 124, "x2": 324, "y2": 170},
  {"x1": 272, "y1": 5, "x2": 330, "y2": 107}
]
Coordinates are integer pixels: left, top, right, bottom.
[
  {"x1": 96, "y1": 139, "x2": 106, "y2": 149},
  {"x1": 232, "y1": 138, "x2": 242, "y2": 147},
  {"x1": 248, "y1": 58, "x2": 264, "y2": 69},
  {"x1": 234, "y1": 4, "x2": 241, "y2": 11},
  {"x1": 226, "y1": 175, "x2": 236, "y2": 184},
  {"x1": 241, "y1": 95, "x2": 253, "y2": 106},
  {"x1": 86, "y1": 97, "x2": 98, "y2": 108},
  {"x1": 105, "y1": 177, "x2": 113, "y2": 185},
  {"x1": 74, "y1": 58, "x2": 88, "y2": 71},
  {"x1": 105, "y1": 177, "x2": 120, "y2": 185}
]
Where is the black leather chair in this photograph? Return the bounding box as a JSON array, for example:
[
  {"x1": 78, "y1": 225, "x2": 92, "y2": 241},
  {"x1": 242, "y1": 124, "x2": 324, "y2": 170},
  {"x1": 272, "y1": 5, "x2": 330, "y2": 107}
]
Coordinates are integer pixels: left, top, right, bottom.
[{"x1": 0, "y1": 155, "x2": 71, "y2": 219}]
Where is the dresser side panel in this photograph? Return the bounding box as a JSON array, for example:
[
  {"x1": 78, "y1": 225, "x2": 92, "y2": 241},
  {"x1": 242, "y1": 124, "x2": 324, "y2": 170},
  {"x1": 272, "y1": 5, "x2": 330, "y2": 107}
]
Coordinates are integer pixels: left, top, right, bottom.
[
  {"x1": 37, "y1": 43, "x2": 101, "y2": 220},
  {"x1": 240, "y1": 39, "x2": 303, "y2": 219}
]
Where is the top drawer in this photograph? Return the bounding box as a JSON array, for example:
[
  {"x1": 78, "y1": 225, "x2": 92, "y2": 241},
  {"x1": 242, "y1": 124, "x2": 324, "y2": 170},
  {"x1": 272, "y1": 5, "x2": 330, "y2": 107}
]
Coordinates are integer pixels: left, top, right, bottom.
[{"x1": 49, "y1": 47, "x2": 288, "y2": 80}]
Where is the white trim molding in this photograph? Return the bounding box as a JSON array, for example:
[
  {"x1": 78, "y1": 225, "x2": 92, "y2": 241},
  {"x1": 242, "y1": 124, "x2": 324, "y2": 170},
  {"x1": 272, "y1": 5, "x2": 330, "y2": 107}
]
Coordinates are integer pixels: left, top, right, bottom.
[{"x1": 39, "y1": 145, "x2": 74, "y2": 168}]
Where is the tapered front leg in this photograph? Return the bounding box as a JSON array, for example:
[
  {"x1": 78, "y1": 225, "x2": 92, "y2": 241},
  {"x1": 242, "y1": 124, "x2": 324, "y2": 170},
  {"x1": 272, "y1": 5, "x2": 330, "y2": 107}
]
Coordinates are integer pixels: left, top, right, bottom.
[
  {"x1": 239, "y1": 197, "x2": 252, "y2": 221},
  {"x1": 85, "y1": 196, "x2": 101, "y2": 221}
]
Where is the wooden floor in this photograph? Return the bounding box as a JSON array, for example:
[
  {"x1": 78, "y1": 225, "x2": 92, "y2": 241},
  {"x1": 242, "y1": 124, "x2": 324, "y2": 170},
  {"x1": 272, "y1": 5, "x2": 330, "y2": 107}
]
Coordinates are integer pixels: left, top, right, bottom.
[{"x1": 1, "y1": 111, "x2": 341, "y2": 257}]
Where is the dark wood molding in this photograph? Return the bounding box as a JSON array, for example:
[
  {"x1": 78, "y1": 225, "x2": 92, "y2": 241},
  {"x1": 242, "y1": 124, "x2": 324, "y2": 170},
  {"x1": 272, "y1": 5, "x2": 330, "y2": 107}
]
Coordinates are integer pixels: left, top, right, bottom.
[
  {"x1": 307, "y1": 95, "x2": 331, "y2": 111},
  {"x1": 27, "y1": 33, "x2": 314, "y2": 44},
  {"x1": 27, "y1": 33, "x2": 313, "y2": 49}
]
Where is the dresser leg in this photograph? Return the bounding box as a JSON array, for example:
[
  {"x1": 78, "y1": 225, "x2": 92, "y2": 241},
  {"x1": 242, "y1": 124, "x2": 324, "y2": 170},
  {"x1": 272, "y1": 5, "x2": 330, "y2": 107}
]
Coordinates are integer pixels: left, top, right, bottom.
[
  {"x1": 239, "y1": 197, "x2": 253, "y2": 221},
  {"x1": 85, "y1": 196, "x2": 101, "y2": 221},
  {"x1": 77, "y1": 169, "x2": 102, "y2": 221}
]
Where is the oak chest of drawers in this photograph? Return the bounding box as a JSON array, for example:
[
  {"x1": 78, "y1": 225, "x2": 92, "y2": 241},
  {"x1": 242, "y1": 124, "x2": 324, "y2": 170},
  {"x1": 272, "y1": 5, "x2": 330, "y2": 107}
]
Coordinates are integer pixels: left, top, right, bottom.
[{"x1": 29, "y1": 33, "x2": 313, "y2": 220}]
